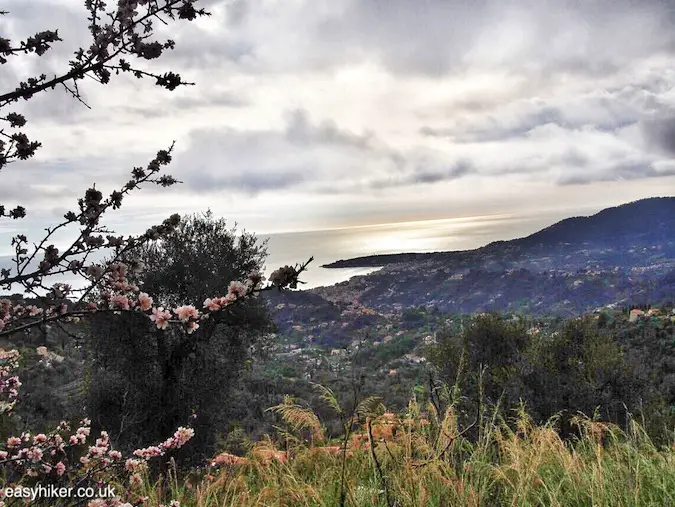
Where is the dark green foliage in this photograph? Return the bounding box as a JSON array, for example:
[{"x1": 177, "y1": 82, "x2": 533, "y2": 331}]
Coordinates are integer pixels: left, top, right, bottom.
[
  {"x1": 84, "y1": 211, "x2": 273, "y2": 463},
  {"x1": 427, "y1": 313, "x2": 645, "y2": 439}
]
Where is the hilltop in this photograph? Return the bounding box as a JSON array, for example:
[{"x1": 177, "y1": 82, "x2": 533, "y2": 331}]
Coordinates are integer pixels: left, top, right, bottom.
[
  {"x1": 323, "y1": 197, "x2": 675, "y2": 269},
  {"x1": 305, "y1": 197, "x2": 675, "y2": 316}
]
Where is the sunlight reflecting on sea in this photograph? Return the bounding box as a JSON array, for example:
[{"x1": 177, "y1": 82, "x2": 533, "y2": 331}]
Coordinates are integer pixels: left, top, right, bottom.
[
  {"x1": 1, "y1": 210, "x2": 573, "y2": 293},
  {"x1": 263, "y1": 210, "x2": 571, "y2": 288}
]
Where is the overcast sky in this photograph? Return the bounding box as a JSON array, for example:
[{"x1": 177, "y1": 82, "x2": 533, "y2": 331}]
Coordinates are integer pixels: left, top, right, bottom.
[{"x1": 2, "y1": 0, "x2": 675, "y2": 250}]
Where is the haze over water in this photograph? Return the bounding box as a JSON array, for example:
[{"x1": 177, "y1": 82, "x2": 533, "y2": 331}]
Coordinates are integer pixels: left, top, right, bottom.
[
  {"x1": 0, "y1": 207, "x2": 595, "y2": 293},
  {"x1": 263, "y1": 209, "x2": 575, "y2": 289}
]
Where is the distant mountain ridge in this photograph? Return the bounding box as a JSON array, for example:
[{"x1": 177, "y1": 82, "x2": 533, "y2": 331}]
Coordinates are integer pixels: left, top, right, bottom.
[
  {"x1": 506, "y1": 197, "x2": 675, "y2": 248},
  {"x1": 323, "y1": 197, "x2": 675, "y2": 269},
  {"x1": 310, "y1": 197, "x2": 675, "y2": 317}
]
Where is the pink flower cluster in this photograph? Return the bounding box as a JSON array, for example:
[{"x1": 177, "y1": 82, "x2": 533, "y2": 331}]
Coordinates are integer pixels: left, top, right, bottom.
[
  {"x1": 0, "y1": 349, "x2": 21, "y2": 403},
  {"x1": 0, "y1": 352, "x2": 194, "y2": 506},
  {"x1": 1, "y1": 246, "x2": 281, "y2": 340},
  {"x1": 161, "y1": 426, "x2": 195, "y2": 450},
  {"x1": 132, "y1": 426, "x2": 194, "y2": 459}
]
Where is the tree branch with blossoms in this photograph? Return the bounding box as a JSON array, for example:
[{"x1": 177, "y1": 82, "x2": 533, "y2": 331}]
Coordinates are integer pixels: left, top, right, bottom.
[
  {"x1": 0, "y1": 0, "x2": 316, "y2": 503},
  {"x1": 0, "y1": 0, "x2": 312, "y2": 339},
  {"x1": 0, "y1": 349, "x2": 193, "y2": 506}
]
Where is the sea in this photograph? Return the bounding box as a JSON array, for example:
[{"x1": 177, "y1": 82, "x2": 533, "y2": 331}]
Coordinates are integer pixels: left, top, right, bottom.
[
  {"x1": 262, "y1": 210, "x2": 574, "y2": 289},
  {"x1": 0, "y1": 209, "x2": 579, "y2": 293}
]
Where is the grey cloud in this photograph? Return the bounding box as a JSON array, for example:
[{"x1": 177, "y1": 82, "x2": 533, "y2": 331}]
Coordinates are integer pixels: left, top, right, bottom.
[
  {"x1": 284, "y1": 109, "x2": 375, "y2": 150},
  {"x1": 114, "y1": 91, "x2": 250, "y2": 120},
  {"x1": 293, "y1": 0, "x2": 675, "y2": 77},
  {"x1": 190, "y1": 168, "x2": 307, "y2": 194},
  {"x1": 368, "y1": 160, "x2": 475, "y2": 189},
  {"x1": 421, "y1": 94, "x2": 642, "y2": 144},
  {"x1": 642, "y1": 116, "x2": 675, "y2": 157},
  {"x1": 171, "y1": 118, "x2": 390, "y2": 195},
  {"x1": 225, "y1": 0, "x2": 248, "y2": 27},
  {"x1": 558, "y1": 161, "x2": 675, "y2": 185},
  {"x1": 132, "y1": 0, "x2": 675, "y2": 79},
  {"x1": 172, "y1": 92, "x2": 250, "y2": 109}
]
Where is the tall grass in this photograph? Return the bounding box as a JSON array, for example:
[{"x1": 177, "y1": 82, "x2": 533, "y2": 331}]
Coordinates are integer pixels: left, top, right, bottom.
[{"x1": 129, "y1": 397, "x2": 675, "y2": 507}]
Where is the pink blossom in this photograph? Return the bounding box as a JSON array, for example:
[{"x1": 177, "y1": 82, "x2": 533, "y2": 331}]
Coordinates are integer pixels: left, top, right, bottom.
[
  {"x1": 27, "y1": 306, "x2": 42, "y2": 316},
  {"x1": 109, "y1": 450, "x2": 122, "y2": 460},
  {"x1": 187, "y1": 321, "x2": 199, "y2": 334},
  {"x1": 88, "y1": 446, "x2": 106, "y2": 457},
  {"x1": 138, "y1": 293, "x2": 153, "y2": 312},
  {"x1": 150, "y1": 307, "x2": 172, "y2": 330},
  {"x1": 56, "y1": 461, "x2": 66, "y2": 476},
  {"x1": 203, "y1": 298, "x2": 221, "y2": 312},
  {"x1": 162, "y1": 426, "x2": 194, "y2": 450},
  {"x1": 216, "y1": 294, "x2": 236, "y2": 306},
  {"x1": 227, "y1": 281, "x2": 248, "y2": 299},
  {"x1": 174, "y1": 305, "x2": 198, "y2": 322},
  {"x1": 33, "y1": 433, "x2": 47, "y2": 444},
  {"x1": 111, "y1": 295, "x2": 130, "y2": 310},
  {"x1": 129, "y1": 472, "x2": 142, "y2": 487},
  {"x1": 133, "y1": 445, "x2": 163, "y2": 458},
  {"x1": 125, "y1": 458, "x2": 145, "y2": 472},
  {"x1": 0, "y1": 451, "x2": 7, "y2": 460},
  {"x1": 27, "y1": 447, "x2": 43, "y2": 462},
  {"x1": 7, "y1": 437, "x2": 20, "y2": 447}
]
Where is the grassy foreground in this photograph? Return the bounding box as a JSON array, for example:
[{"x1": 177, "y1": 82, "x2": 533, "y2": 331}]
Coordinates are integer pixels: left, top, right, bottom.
[{"x1": 130, "y1": 404, "x2": 675, "y2": 507}]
